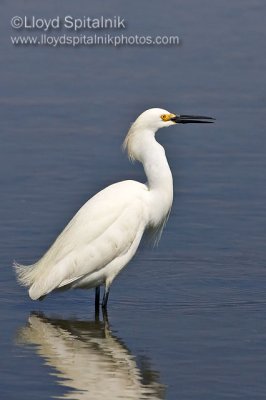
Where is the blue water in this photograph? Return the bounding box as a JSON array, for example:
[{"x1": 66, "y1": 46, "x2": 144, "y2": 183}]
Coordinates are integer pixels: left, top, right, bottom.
[{"x1": 1, "y1": 1, "x2": 266, "y2": 399}]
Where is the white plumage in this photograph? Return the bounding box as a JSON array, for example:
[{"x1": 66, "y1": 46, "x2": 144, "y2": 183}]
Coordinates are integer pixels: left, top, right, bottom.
[{"x1": 15, "y1": 108, "x2": 214, "y2": 307}]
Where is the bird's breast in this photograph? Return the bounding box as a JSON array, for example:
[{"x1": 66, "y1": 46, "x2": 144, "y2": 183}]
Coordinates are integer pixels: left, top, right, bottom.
[{"x1": 147, "y1": 186, "x2": 173, "y2": 228}]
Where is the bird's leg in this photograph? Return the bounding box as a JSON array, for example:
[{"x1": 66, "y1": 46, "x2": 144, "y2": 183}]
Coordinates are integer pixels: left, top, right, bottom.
[
  {"x1": 102, "y1": 286, "x2": 110, "y2": 309},
  {"x1": 102, "y1": 307, "x2": 110, "y2": 330},
  {"x1": 95, "y1": 286, "x2": 100, "y2": 312}
]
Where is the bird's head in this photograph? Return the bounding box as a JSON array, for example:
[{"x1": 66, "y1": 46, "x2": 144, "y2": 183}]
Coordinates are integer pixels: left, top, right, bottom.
[
  {"x1": 134, "y1": 108, "x2": 215, "y2": 131},
  {"x1": 123, "y1": 108, "x2": 215, "y2": 161}
]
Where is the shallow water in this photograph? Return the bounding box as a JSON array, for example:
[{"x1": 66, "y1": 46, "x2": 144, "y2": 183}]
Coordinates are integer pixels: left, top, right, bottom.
[{"x1": 1, "y1": 0, "x2": 266, "y2": 399}]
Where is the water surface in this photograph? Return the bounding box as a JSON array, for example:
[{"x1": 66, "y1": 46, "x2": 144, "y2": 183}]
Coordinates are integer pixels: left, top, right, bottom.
[{"x1": 1, "y1": 1, "x2": 266, "y2": 399}]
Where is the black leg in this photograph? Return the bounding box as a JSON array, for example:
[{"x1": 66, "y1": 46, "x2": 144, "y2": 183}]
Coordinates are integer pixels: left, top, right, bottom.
[
  {"x1": 102, "y1": 307, "x2": 110, "y2": 329},
  {"x1": 95, "y1": 286, "x2": 100, "y2": 310},
  {"x1": 102, "y1": 286, "x2": 110, "y2": 309}
]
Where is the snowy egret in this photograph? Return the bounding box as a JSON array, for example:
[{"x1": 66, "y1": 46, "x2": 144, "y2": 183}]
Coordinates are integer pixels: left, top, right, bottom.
[{"x1": 15, "y1": 108, "x2": 214, "y2": 308}]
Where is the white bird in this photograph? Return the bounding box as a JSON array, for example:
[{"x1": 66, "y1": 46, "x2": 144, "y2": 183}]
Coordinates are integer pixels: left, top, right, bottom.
[{"x1": 15, "y1": 108, "x2": 214, "y2": 308}]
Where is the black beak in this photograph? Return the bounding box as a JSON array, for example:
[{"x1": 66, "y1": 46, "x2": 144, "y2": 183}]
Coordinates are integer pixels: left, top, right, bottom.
[{"x1": 171, "y1": 115, "x2": 215, "y2": 124}]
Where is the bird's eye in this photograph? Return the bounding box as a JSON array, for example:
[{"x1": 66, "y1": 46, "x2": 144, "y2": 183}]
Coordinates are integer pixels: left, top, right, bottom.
[{"x1": 161, "y1": 114, "x2": 168, "y2": 121}]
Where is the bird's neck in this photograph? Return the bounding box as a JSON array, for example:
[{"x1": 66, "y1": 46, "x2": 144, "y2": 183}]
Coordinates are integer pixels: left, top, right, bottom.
[
  {"x1": 136, "y1": 130, "x2": 174, "y2": 225},
  {"x1": 142, "y1": 136, "x2": 172, "y2": 191}
]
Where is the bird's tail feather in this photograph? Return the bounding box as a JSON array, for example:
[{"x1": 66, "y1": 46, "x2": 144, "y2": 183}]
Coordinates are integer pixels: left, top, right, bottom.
[
  {"x1": 14, "y1": 261, "x2": 39, "y2": 288},
  {"x1": 14, "y1": 259, "x2": 72, "y2": 300}
]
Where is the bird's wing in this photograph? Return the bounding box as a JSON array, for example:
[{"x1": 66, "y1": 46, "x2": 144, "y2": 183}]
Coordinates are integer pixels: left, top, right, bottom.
[{"x1": 28, "y1": 181, "x2": 148, "y2": 299}]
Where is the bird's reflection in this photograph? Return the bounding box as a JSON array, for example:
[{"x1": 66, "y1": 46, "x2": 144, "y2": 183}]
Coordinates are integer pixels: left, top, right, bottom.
[{"x1": 16, "y1": 311, "x2": 165, "y2": 399}]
